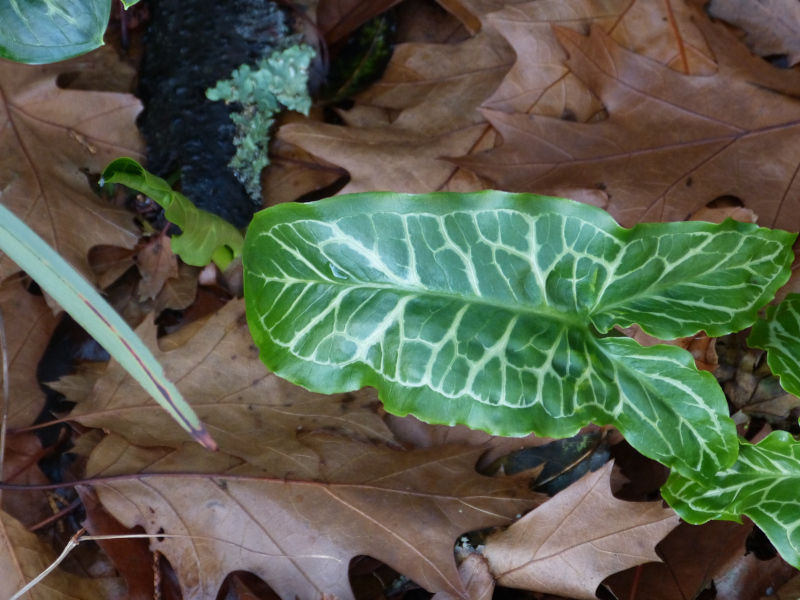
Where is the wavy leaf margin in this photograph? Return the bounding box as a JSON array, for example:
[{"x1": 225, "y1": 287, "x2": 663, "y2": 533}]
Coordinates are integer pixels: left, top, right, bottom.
[{"x1": 243, "y1": 191, "x2": 795, "y2": 480}]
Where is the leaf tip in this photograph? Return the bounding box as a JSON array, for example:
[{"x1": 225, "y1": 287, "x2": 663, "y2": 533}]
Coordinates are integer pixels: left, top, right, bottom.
[{"x1": 194, "y1": 428, "x2": 218, "y2": 452}]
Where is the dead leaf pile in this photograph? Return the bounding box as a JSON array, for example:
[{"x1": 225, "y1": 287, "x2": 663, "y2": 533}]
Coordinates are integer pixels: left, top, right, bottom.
[{"x1": 0, "y1": 0, "x2": 799, "y2": 599}]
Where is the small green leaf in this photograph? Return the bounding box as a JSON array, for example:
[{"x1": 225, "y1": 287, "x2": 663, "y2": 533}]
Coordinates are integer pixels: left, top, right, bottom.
[
  {"x1": 101, "y1": 158, "x2": 244, "y2": 270},
  {"x1": 121, "y1": 0, "x2": 141, "y2": 7},
  {"x1": 663, "y1": 431, "x2": 800, "y2": 568},
  {"x1": 243, "y1": 191, "x2": 795, "y2": 480},
  {"x1": 0, "y1": 203, "x2": 215, "y2": 450},
  {"x1": 748, "y1": 293, "x2": 800, "y2": 397},
  {"x1": 0, "y1": 0, "x2": 110, "y2": 64}
]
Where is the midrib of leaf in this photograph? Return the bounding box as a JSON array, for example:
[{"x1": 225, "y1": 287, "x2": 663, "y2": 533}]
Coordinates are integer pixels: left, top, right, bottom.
[
  {"x1": 252, "y1": 274, "x2": 585, "y2": 327},
  {"x1": 254, "y1": 207, "x2": 622, "y2": 313},
  {"x1": 318, "y1": 485, "x2": 450, "y2": 585},
  {"x1": 255, "y1": 275, "x2": 591, "y2": 406},
  {"x1": 605, "y1": 340, "x2": 720, "y2": 471}
]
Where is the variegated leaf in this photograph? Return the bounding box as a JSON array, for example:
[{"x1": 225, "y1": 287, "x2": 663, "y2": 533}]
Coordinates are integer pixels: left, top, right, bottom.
[
  {"x1": 243, "y1": 192, "x2": 795, "y2": 479},
  {"x1": 663, "y1": 431, "x2": 800, "y2": 569},
  {"x1": 0, "y1": 0, "x2": 110, "y2": 64},
  {"x1": 748, "y1": 293, "x2": 800, "y2": 397}
]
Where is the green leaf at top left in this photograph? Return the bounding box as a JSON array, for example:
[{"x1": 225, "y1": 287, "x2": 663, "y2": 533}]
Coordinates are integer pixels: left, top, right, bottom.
[
  {"x1": 0, "y1": 0, "x2": 111, "y2": 64},
  {"x1": 243, "y1": 191, "x2": 795, "y2": 481}
]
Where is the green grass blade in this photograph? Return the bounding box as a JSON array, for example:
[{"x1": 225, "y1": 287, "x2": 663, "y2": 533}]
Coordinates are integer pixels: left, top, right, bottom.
[{"x1": 0, "y1": 203, "x2": 216, "y2": 450}]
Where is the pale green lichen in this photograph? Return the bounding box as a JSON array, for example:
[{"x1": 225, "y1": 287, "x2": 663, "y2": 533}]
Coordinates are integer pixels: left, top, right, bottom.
[{"x1": 206, "y1": 44, "x2": 315, "y2": 202}]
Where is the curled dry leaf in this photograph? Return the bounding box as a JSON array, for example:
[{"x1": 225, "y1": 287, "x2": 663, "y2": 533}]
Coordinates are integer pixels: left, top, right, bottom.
[
  {"x1": 88, "y1": 433, "x2": 543, "y2": 600},
  {"x1": 460, "y1": 14, "x2": 800, "y2": 230},
  {"x1": 0, "y1": 57, "x2": 142, "y2": 281},
  {"x1": 63, "y1": 299, "x2": 396, "y2": 473},
  {"x1": 484, "y1": 461, "x2": 680, "y2": 600}
]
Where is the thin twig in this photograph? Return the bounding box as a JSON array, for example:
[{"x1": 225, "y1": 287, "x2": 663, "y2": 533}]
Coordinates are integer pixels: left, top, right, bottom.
[
  {"x1": 9, "y1": 528, "x2": 85, "y2": 600},
  {"x1": 27, "y1": 498, "x2": 83, "y2": 533}
]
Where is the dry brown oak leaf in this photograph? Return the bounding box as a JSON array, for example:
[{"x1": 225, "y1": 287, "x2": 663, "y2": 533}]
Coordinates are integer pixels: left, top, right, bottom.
[
  {"x1": 708, "y1": 0, "x2": 800, "y2": 67},
  {"x1": 351, "y1": 29, "x2": 513, "y2": 134},
  {"x1": 0, "y1": 278, "x2": 59, "y2": 428},
  {"x1": 482, "y1": 0, "x2": 716, "y2": 119},
  {"x1": 135, "y1": 233, "x2": 179, "y2": 301},
  {"x1": 435, "y1": 0, "x2": 526, "y2": 35},
  {"x1": 431, "y1": 554, "x2": 494, "y2": 600},
  {"x1": 59, "y1": 299, "x2": 396, "y2": 474},
  {"x1": 1, "y1": 433, "x2": 53, "y2": 529},
  {"x1": 86, "y1": 432, "x2": 543, "y2": 600},
  {"x1": 0, "y1": 509, "x2": 120, "y2": 600},
  {"x1": 282, "y1": 0, "x2": 715, "y2": 196},
  {"x1": 604, "y1": 520, "x2": 753, "y2": 600},
  {"x1": 261, "y1": 135, "x2": 347, "y2": 207},
  {"x1": 458, "y1": 17, "x2": 800, "y2": 231},
  {"x1": 77, "y1": 486, "x2": 156, "y2": 600},
  {"x1": 0, "y1": 57, "x2": 142, "y2": 281},
  {"x1": 279, "y1": 28, "x2": 513, "y2": 194},
  {"x1": 483, "y1": 461, "x2": 679, "y2": 600},
  {"x1": 317, "y1": 0, "x2": 405, "y2": 43}
]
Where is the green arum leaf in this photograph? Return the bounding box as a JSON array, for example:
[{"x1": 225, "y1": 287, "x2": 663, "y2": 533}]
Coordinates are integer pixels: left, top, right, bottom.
[
  {"x1": 0, "y1": 0, "x2": 111, "y2": 64},
  {"x1": 748, "y1": 293, "x2": 800, "y2": 397},
  {"x1": 243, "y1": 192, "x2": 795, "y2": 480},
  {"x1": 0, "y1": 203, "x2": 215, "y2": 450},
  {"x1": 663, "y1": 431, "x2": 800, "y2": 569},
  {"x1": 102, "y1": 158, "x2": 244, "y2": 270}
]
